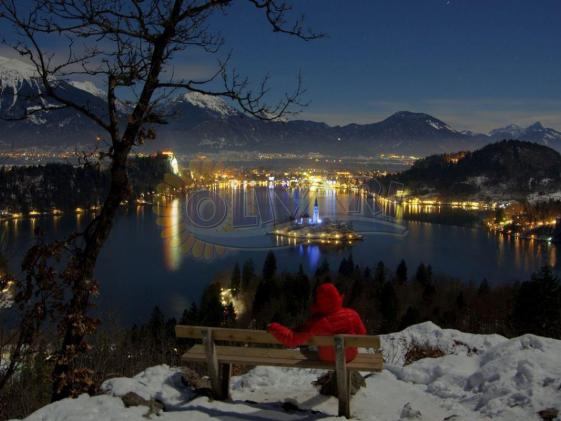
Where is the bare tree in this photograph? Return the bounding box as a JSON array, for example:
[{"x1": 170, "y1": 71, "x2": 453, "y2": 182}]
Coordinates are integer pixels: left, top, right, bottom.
[{"x1": 0, "y1": 0, "x2": 321, "y2": 401}]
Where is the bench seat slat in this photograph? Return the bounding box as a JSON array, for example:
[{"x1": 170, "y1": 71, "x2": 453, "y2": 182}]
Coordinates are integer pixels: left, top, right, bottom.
[
  {"x1": 182, "y1": 345, "x2": 383, "y2": 371},
  {"x1": 175, "y1": 325, "x2": 381, "y2": 349}
]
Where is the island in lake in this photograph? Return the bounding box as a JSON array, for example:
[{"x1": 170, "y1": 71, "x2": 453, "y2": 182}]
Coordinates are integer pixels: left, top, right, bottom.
[{"x1": 269, "y1": 198, "x2": 363, "y2": 245}]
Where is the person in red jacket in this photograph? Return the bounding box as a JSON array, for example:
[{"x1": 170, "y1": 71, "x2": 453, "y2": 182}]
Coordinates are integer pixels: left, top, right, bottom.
[{"x1": 267, "y1": 283, "x2": 367, "y2": 362}]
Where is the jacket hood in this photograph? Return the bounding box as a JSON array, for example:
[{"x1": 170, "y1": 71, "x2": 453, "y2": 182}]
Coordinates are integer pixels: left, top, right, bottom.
[{"x1": 311, "y1": 283, "x2": 343, "y2": 315}]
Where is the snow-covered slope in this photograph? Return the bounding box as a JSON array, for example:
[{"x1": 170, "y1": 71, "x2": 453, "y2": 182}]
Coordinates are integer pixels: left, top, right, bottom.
[
  {"x1": 0, "y1": 56, "x2": 109, "y2": 147},
  {"x1": 18, "y1": 322, "x2": 561, "y2": 421},
  {"x1": 0, "y1": 56, "x2": 37, "y2": 82},
  {"x1": 68, "y1": 80, "x2": 105, "y2": 98},
  {"x1": 180, "y1": 92, "x2": 237, "y2": 117},
  {"x1": 0, "y1": 56, "x2": 43, "y2": 118},
  {"x1": 0, "y1": 56, "x2": 39, "y2": 87}
]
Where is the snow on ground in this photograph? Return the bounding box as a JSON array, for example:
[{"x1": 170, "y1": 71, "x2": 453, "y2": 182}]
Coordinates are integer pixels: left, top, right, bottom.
[
  {"x1": 18, "y1": 322, "x2": 561, "y2": 421},
  {"x1": 380, "y1": 321, "x2": 507, "y2": 366}
]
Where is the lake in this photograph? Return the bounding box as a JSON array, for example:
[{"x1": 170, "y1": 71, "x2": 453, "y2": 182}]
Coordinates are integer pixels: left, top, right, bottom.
[{"x1": 2, "y1": 187, "x2": 558, "y2": 325}]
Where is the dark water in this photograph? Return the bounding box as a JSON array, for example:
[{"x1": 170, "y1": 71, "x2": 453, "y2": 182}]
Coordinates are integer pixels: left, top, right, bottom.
[{"x1": 2, "y1": 192, "x2": 558, "y2": 325}]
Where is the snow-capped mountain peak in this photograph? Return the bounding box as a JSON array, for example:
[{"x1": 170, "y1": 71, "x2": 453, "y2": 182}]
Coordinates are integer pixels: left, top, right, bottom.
[
  {"x1": 0, "y1": 56, "x2": 39, "y2": 88},
  {"x1": 488, "y1": 121, "x2": 561, "y2": 147},
  {"x1": 383, "y1": 111, "x2": 458, "y2": 133},
  {"x1": 489, "y1": 124, "x2": 524, "y2": 138},
  {"x1": 526, "y1": 121, "x2": 545, "y2": 131},
  {"x1": 68, "y1": 80, "x2": 105, "y2": 98},
  {"x1": 180, "y1": 91, "x2": 236, "y2": 116},
  {"x1": 0, "y1": 56, "x2": 46, "y2": 117}
]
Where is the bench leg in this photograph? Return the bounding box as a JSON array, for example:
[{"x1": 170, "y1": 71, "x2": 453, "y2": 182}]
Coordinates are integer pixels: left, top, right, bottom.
[
  {"x1": 220, "y1": 363, "x2": 231, "y2": 400},
  {"x1": 335, "y1": 336, "x2": 351, "y2": 418},
  {"x1": 203, "y1": 329, "x2": 224, "y2": 400}
]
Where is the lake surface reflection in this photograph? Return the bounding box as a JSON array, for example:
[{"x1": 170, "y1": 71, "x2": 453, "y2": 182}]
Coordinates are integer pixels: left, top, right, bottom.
[{"x1": 2, "y1": 188, "x2": 558, "y2": 324}]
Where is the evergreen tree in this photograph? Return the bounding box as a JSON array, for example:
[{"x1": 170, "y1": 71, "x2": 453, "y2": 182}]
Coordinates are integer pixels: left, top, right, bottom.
[
  {"x1": 231, "y1": 262, "x2": 241, "y2": 296},
  {"x1": 363, "y1": 266, "x2": 371, "y2": 280},
  {"x1": 252, "y1": 277, "x2": 278, "y2": 318},
  {"x1": 146, "y1": 306, "x2": 166, "y2": 354},
  {"x1": 478, "y1": 278, "x2": 490, "y2": 296},
  {"x1": 165, "y1": 317, "x2": 177, "y2": 342},
  {"x1": 147, "y1": 306, "x2": 165, "y2": 344},
  {"x1": 180, "y1": 302, "x2": 199, "y2": 325},
  {"x1": 396, "y1": 259, "x2": 408, "y2": 284},
  {"x1": 380, "y1": 282, "x2": 398, "y2": 331},
  {"x1": 348, "y1": 254, "x2": 354, "y2": 271},
  {"x1": 400, "y1": 306, "x2": 421, "y2": 329},
  {"x1": 373, "y1": 261, "x2": 386, "y2": 284},
  {"x1": 315, "y1": 258, "x2": 331, "y2": 277},
  {"x1": 315, "y1": 259, "x2": 330, "y2": 277},
  {"x1": 415, "y1": 263, "x2": 430, "y2": 286},
  {"x1": 262, "y1": 251, "x2": 277, "y2": 280},
  {"x1": 199, "y1": 283, "x2": 225, "y2": 327},
  {"x1": 512, "y1": 266, "x2": 561, "y2": 338},
  {"x1": 338, "y1": 257, "x2": 352, "y2": 276},
  {"x1": 284, "y1": 271, "x2": 310, "y2": 319},
  {"x1": 338, "y1": 257, "x2": 348, "y2": 275},
  {"x1": 456, "y1": 291, "x2": 466, "y2": 310},
  {"x1": 348, "y1": 278, "x2": 364, "y2": 306},
  {"x1": 338, "y1": 254, "x2": 354, "y2": 277},
  {"x1": 241, "y1": 259, "x2": 255, "y2": 291},
  {"x1": 298, "y1": 263, "x2": 306, "y2": 278}
]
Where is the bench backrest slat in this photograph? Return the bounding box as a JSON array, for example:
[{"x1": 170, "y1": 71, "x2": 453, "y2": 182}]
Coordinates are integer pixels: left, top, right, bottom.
[{"x1": 175, "y1": 325, "x2": 381, "y2": 349}]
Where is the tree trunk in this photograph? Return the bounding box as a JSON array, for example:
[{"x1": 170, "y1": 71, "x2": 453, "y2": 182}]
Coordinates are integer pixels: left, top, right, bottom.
[{"x1": 51, "y1": 144, "x2": 131, "y2": 401}]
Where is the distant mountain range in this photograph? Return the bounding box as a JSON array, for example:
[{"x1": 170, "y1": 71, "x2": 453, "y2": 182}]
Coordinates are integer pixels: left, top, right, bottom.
[{"x1": 1, "y1": 56, "x2": 561, "y2": 156}]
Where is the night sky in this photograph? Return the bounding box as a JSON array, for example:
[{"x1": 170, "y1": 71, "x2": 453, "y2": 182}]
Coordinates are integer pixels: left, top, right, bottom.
[
  {"x1": 208, "y1": 0, "x2": 561, "y2": 131},
  {"x1": 3, "y1": 0, "x2": 561, "y2": 131}
]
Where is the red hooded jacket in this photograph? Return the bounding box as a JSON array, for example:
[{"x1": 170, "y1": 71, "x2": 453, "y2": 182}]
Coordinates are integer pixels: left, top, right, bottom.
[{"x1": 267, "y1": 283, "x2": 367, "y2": 362}]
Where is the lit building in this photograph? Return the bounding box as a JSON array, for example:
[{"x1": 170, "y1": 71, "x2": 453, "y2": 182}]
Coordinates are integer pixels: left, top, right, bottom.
[
  {"x1": 312, "y1": 198, "x2": 320, "y2": 224},
  {"x1": 161, "y1": 150, "x2": 180, "y2": 176}
]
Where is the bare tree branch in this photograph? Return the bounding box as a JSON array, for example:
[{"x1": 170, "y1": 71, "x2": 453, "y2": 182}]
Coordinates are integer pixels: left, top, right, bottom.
[{"x1": 0, "y1": 0, "x2": 321, "y2": 400}]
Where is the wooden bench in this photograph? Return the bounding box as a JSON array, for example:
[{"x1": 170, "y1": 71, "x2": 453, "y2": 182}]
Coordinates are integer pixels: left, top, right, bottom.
[{"x1": 175, "y1": 325, "x2": 383, "y2": 418}]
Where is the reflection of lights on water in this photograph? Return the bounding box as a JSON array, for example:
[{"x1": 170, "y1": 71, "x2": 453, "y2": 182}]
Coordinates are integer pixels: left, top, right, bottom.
[
  {"x1": 549, "y1": 245, "x2": 557, "y2": 267},
  {"x1": 308, "y1": 245, "x2": 320, "y2": 269},
  {"x1": 156, "y1": 195, "x2": 228, "y2": 261},
  {"x1": 162, "y1": 199, "x2": 181, "y2": 271},
  {"x1": 296, "y1": 244, "x2": 321, "y2": 270}
]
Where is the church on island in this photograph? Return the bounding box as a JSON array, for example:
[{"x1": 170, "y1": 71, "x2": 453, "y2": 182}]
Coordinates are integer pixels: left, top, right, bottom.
[
  {"x1": 296, "y1": 198, "x2": 321, "y2": 225},
  {"x1": 270, "y1": 198, "x2": 362, "y2": 246}
]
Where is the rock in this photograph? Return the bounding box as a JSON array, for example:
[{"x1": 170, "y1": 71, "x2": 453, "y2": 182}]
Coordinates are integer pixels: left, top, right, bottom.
[
  {"x1": 313, "y1": 371, "x2": 366, "y2": 397},
  {"x1": 538, "y1": 408, "x2": 559, "y2": 421},
  {"x1": 181, "y1": 367, "x2": 210, "y2": 390},
  {"x1": 180, "y1": 366, "x2": 212, "y2": 397},
  {"x1": 281, "y1": 401, "x2": 303, "y2": 412},
  {"x1": 400, "y1": 402, "x2": 422, "y2": 419},
  {"x1": 121, "y1": 392, "x2": 150, "y2": 408},
  {"x1": 120, "y1": 392, "x2": 164, "y2": 417}
]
